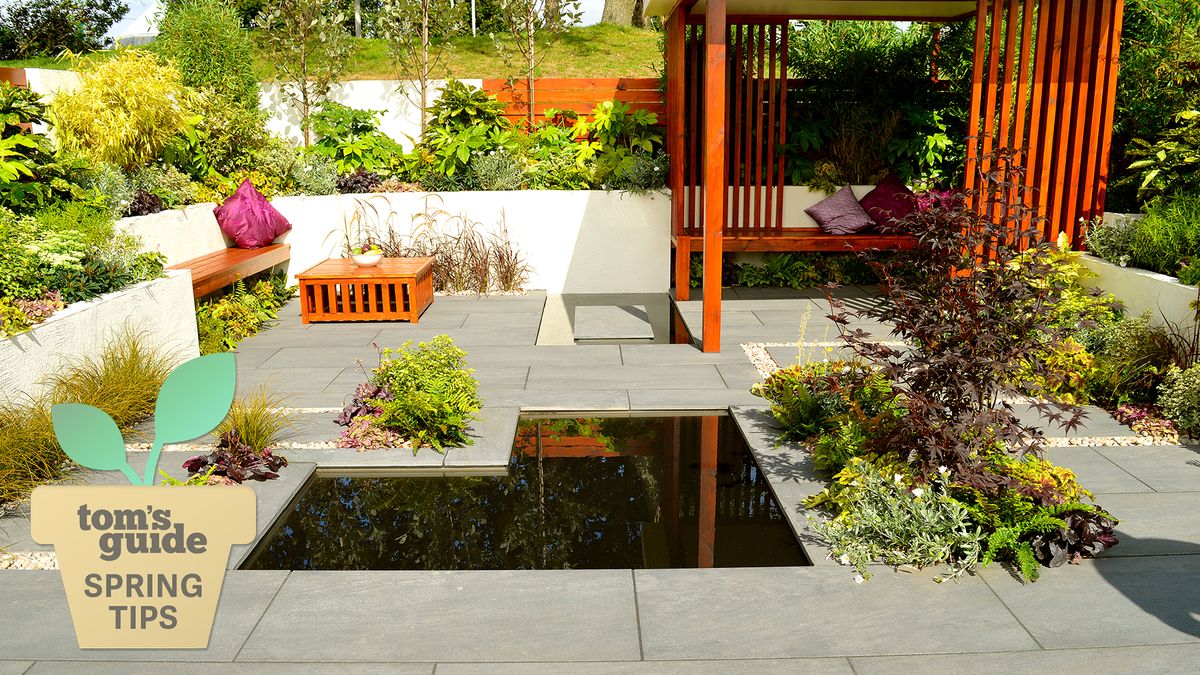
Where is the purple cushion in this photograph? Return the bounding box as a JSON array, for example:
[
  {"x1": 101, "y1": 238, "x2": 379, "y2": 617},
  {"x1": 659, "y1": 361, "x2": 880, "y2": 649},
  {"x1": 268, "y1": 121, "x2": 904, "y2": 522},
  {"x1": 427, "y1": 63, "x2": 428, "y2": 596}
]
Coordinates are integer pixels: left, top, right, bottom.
[
  {"x1": 860, "y1": 173, "x2": 916, "y2": 231},
  {"x1": 213, "y1": 180, "x2": 292, "y2": 249},
  {"x1": 805, "y1": 185, "x2": 874, "y2": 235}
]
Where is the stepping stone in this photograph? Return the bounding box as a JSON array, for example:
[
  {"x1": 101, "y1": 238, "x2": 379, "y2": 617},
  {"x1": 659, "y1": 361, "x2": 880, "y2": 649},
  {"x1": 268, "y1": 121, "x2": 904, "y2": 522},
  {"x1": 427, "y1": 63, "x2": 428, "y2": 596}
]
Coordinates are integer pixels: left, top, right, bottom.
[{"x1": 573, "y1": 304, "x2": 654, "y2": 341}]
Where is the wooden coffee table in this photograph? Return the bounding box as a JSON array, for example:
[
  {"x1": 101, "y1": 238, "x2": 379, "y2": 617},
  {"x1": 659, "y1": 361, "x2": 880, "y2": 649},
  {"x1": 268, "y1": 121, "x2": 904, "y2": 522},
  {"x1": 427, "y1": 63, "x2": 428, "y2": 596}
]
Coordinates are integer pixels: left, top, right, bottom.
[{"x1": 297, "y1": 257, "x2": 434, "y2": 324}]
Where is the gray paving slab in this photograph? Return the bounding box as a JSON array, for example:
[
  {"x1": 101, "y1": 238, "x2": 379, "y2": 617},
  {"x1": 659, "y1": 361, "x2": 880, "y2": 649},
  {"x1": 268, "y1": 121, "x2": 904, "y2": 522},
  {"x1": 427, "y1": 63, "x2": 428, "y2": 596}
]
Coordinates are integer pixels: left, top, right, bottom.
[
  {"x1": 730, "y1": 407, "x2": 831, "y2": 566},
  {"x1": 618, "y1": 344, "x2": 751, "y2": 365},
  {"x1": 283, "y1": 447, "x2": 446, "y2": 469},
  {"x1": 464, "y1": 344, "x2": 623, "y2": 367},
  {"x1": 627, "y1": 389, "x2": 764, "y2": 410},
  {"x1": 479, "y1": 388, "x2": 631, "y2": 411},
  {"x1": 28, "y1": 663, "x2": 428, "y2": 674},
  {"x1": 850, "y1": 643, "x2": 1200, "y2": 675},
  {"x1": 437, "y1": 659, "x2": 853, "y2": 674},
  {"x1": 526, "y1": 365, "x2": 726, "y2": 391},
  {"x1": 236, "y1": 367, "x2": 342, "y2": 397},
  {"x1": 371, "y1": 327, "x2": 540, "y2": 346},
  {"x1": 676, "y1": 310, "x2": 765, "y2": 327},
  {"x1": 573, "y1": 304, "x2": 654, "y2": 340},
  {"x1": 981, "y1": 555, "x2": 1200, "y2": 648},
  {"x1": 432, "y1": 295, "x2": 546, "y2": 313},
  {"x1": 442, "y1": 408, "x2": 519, "y2": 468},
  {"x1": 1045, "y1": 447, "x2": 1153, "y2": 495},
  {"x1": 233, "y1": 347, "x2": 281, "y2": 370},
  {"x1": 716, "y1": 363, "x2": 763, "y2": 389},
  {"x1": 1014, "y1": 403, "x2": 1131, "y2": 438},
  {"x1": 323, "y1": 367, "x2": 371, "y2": 398},
  {"x1": 236, "y1": 326, "x2": 384, "y2": 349},
  {"x1": 459, "y1": 313, "x2": 544, "y2": 329},
  {"x1": 236, "y1": 570, "x2": 641, "y2": 662},
  {"x1": 0, "y1": 663, "x2": 30, "y2": 674},
  {"x1": 0, "y1": 570, "x2": 288, "y2": 661},
  {"x1": 729, "y1": 286, "x2": 835, "y2": 300},
  {"x1": 255, "y1": 346, "x2": 380, "y2": 370},
  {"x1": 635, "y1": 567, "x2": 1039, "y2": 659},
  {"x1": 470, "y1": 366, "x2": 530, "y2": 389},
  {"x1": 1094, "y1": 445, "x2": 1200, "y2": 492},
  {"x1": 1090, "y1": 492, "x2": 1200, "y2": 557}
]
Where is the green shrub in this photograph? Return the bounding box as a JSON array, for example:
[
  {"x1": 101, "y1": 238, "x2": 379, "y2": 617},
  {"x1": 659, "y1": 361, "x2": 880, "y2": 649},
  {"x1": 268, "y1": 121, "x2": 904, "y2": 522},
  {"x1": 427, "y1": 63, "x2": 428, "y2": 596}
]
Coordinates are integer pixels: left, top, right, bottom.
[
  {"x1": 128, "y1": 164, "x2": 199, "y2": 209},
  {"x1": 811, "y1": 459, "x2": 982, "y2": 581},
  {"x1": 752, "y1": 359, "x2": 898, "y2": 472},
  {"x1": 154, "y1": 0, "x2": 259, "y2": 109},
  {"x1": 369, "y1": 335, "x2": 481, "y2": 451},
  {"x1": 1085, "y1": 196, "x2": 1200, "y2": 283},
  {"x1": 164, "y1": 92, "x2": 270, "y2": 180},
  {"x1": 735, "y1": 252, "x2": 881, "y2": 289},
  {"x1": 51, "y1": 50, "x2": 194, "y2": 171},
  {"x1": 215, "y1": 384, "x2": 294, "y2": 453},
  {"x1": 599, "y1": 149, "x2": 667, "y2": 193},
  {"x1": 310, "y1": 102, "x2": 405, "y2": 176},
  {"x1": 1085, "y1": 314, "x2": 1177, "y2": 405},
  {"x1": 469, "y1": 150, "x2": 525, "y2": 190},
  {"x1": 1158, "y1": 363, "x2": 1200, "y2": 435},
  {"x1": 0, "y1": 0, "x2": 127, "y2": 59},
  {"x1": 196, "y1": 273, "x2": 295, "y2": 353},
  {"x1": 79, "y1": 161, "x2": 134, "y2": 219},
  {"x1": 0, "y1": 84, "x2": 97, "y2": 214}
]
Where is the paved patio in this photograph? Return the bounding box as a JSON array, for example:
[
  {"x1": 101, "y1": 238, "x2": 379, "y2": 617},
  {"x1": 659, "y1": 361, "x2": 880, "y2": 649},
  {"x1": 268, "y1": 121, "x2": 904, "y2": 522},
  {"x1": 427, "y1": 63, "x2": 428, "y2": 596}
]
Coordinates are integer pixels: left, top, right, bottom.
[{"x1": 1, "y1": 289, "x2": 1197, "y2": 671}]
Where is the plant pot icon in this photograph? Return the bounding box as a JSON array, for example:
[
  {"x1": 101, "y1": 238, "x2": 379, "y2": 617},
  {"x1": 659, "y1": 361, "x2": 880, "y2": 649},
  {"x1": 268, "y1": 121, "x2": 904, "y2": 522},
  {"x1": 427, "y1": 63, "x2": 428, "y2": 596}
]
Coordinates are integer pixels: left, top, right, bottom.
[
  {"x1": 31, "y1": 352, "x2": 258, "y2": 648},
  {"x1": 31, "y1": 485, "x2": 255, "y2": 648}
]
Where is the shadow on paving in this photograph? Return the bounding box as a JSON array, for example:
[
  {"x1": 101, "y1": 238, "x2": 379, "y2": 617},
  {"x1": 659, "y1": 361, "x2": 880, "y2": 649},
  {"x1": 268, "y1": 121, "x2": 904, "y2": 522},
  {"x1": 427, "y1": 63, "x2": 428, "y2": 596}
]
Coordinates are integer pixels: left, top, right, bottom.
[{"x1": 1096, "y1": 538, "x2": 1200, "y2": 639}]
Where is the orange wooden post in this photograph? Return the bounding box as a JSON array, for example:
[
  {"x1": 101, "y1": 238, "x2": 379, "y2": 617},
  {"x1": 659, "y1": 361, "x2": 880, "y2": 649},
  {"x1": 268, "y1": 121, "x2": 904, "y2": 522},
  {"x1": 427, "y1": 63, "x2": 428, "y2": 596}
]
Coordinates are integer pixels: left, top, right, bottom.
[
  {"x1": 667, "y1": 7, "x2": 689, "y2": 301},
  {"x1": 1092, "y1": 0, "x2": 1126, "y2": 221},
  {"x1": 697, "y1": 415, "x2": 719, "y2": 568},
  {"x1": 701, "y1": 0, "x2": 727, "y2": 353}
]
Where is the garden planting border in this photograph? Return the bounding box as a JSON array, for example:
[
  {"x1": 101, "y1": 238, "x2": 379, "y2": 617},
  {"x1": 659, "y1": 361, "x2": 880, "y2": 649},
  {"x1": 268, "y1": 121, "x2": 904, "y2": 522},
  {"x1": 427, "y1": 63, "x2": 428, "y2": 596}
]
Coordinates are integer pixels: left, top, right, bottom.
[
  {"x1": 0, "y1": 271, "x2": 200, "y2": 401},
  {"x1": 1079, "y1": 253, "x2": 1198, "y2": 328}
]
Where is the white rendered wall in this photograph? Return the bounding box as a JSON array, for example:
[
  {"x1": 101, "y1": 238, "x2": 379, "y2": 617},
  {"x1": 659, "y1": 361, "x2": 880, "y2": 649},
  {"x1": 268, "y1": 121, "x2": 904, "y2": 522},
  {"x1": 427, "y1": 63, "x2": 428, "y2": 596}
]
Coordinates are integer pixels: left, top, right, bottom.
[
  {"x1": 0, "y1": 271, "x2": 200, "y2": 401},
  {"x1": 119, "y1": 191, "x2": 671, "y2": 294},
  {"x1": 1080, "y1": 253, "x2": 1198, "y2": 328}
]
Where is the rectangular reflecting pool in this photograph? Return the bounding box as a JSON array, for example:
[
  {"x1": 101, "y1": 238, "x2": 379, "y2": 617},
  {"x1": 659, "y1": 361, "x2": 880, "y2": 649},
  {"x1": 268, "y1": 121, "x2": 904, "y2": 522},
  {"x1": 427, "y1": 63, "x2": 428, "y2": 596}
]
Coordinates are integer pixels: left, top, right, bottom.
[{"x1": 242, "y1": 415, "x2": 808, "y2": 570}]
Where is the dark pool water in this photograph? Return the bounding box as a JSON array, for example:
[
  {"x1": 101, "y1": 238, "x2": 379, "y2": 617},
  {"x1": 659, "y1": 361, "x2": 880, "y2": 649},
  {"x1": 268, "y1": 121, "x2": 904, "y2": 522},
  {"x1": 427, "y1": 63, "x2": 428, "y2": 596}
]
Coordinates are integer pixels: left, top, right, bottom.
[{"x1": 243, "y1": 415, "x2": 808, "y2": 570}]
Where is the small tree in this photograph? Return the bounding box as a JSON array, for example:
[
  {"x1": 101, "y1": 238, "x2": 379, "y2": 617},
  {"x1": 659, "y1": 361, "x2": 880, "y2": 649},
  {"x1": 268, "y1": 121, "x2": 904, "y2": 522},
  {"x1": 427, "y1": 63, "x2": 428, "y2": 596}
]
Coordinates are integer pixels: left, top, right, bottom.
[
  {"x1": 495, "y1": 0, "x2": 580, "y2": 128},
  {"x1": 256, "y1": 0, "x2": 353, "y2": 146},
  {"x1": 378, "y1": 0, "x2": 464, "y2": 137}
]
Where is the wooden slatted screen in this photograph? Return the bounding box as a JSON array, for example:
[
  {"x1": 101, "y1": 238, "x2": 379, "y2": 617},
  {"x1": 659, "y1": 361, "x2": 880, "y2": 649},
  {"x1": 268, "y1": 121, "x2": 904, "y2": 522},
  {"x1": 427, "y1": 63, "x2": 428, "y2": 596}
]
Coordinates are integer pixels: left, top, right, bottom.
[
  {"x1": 965, "y1": 0, "x2": 1125, "y2": 249},
  {"x1": 481, "y1": 78, "x2": 665, "y2": 125},
  {"x1": 674, "y1": 19, "x2": 789, "y2": 239}
]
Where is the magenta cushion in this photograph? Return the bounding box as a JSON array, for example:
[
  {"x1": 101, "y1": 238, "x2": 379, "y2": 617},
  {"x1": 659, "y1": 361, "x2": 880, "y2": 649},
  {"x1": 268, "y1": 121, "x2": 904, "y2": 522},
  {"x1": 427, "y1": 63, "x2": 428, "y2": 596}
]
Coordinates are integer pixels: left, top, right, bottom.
[
  {"x1": 213, "y1": 180, "x2": 292, "y2": 249},
  {"x1": 860, "y1": 173, "x2": 917, "y2": 231},
  {"x1": 805, "y1": 185, "x2": 875, "y2": 235}
]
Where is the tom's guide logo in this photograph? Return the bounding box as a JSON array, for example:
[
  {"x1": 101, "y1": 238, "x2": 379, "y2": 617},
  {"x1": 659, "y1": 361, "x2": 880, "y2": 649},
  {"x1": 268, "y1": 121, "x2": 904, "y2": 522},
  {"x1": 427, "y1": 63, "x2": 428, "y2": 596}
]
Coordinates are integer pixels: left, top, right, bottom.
[{"x1": 31, "y1": 353, "x2": 256, "y2": 649}]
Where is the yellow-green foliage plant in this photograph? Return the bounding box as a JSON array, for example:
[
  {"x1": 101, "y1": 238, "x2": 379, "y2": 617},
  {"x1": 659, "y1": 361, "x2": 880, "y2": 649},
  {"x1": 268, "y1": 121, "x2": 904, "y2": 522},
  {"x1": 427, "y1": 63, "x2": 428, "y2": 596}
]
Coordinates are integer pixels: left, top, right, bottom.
[
  {"x1": 51, "y1": 50, "x2": 194, "y2": 171},
  {"x1": 215, "y1": 384, "x2": 295, "y2": 453}
]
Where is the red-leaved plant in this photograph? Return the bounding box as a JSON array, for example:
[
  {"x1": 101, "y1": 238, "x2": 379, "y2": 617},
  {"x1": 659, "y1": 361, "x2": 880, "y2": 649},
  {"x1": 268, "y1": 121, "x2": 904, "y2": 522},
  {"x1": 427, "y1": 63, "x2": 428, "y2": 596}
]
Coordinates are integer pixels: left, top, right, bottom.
[{"x1": 828, "y1": 151, "x2": 1087, "y2": 492}]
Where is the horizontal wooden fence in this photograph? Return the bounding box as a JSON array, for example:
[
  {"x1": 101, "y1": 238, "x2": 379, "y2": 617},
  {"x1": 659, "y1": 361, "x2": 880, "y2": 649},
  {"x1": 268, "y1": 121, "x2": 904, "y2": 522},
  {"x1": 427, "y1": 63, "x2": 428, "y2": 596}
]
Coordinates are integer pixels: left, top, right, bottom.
[{"x1": 482, "y1": 77, "x2": 665, "y2": 125}]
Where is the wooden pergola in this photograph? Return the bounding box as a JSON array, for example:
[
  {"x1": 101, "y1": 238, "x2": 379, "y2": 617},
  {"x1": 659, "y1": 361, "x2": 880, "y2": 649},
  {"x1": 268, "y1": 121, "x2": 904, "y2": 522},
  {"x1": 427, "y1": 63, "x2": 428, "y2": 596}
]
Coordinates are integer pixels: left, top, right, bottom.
[{"x1": 646, "y1": 0, "x2": 1126, "y2": 352}]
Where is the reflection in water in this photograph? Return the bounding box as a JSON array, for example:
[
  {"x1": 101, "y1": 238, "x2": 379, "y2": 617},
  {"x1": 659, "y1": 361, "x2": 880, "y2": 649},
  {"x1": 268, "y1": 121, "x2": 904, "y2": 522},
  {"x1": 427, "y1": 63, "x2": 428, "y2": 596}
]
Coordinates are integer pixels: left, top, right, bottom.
[{"x1": 245, "y1": 416, "x2": 808, "y2": 570}]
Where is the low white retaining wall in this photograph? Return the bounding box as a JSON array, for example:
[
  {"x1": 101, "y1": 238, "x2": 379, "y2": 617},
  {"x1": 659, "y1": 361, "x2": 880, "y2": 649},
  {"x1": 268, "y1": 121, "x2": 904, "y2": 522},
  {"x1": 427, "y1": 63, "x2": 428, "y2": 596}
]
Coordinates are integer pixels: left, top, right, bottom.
[
  {"x1": 118, "y1": 191, "x2": 671, "y2": 294},
  {"x1": 1080, "y1": 254, "x2": 1198, "y2": 328},
  {"x1": 0, "y1": 271, "x2": 200, "y2": 401}
]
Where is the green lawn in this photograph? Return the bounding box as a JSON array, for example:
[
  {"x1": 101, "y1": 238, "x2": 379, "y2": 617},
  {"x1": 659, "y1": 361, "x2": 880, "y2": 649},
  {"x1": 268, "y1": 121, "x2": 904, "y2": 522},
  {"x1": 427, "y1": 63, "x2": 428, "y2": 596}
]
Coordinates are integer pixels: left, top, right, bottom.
[{"x1": 2, "y1": 25, "x2": 663, "y2": 80}]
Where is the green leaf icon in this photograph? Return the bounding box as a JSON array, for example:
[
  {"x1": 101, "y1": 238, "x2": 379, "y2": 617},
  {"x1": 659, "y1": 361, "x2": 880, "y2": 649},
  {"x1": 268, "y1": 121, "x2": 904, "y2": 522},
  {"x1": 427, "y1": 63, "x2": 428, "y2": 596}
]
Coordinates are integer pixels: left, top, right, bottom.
[
  {"x1": 154, "y1": 352, "x2": 237, "y2": 443},
  {"x1": 51, "y1": 403, "x2": 140, "y2": 486},
  {"x1": 142, "y1": 353, "x2": 237, "y2": 485}
]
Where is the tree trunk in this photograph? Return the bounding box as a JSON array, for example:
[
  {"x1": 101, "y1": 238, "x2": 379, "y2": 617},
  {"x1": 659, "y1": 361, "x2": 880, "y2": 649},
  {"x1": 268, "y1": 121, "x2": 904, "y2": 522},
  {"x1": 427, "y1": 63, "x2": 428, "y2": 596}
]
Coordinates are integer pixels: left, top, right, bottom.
[{"x1": 601, "y1": 0, "x2": 641, "y2": 26}]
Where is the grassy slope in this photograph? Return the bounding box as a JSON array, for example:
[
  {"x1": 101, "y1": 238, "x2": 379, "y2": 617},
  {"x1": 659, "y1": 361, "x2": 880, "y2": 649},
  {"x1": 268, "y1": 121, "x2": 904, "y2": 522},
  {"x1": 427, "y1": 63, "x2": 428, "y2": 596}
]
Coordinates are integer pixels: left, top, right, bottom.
[{"x1": 2, "y1": 25, "x2": 663, "y2": 80}]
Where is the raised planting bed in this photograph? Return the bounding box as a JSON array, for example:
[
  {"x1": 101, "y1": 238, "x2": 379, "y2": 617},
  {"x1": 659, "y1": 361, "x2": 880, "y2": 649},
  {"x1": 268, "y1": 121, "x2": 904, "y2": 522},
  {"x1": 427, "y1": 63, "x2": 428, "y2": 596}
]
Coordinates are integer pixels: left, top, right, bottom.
[
  {"x1": 1079, "y1": 253, "x2": 1198, "y2": 327},
  {"x1": 0, "y1": 271, "x2": 200, "y2": 401}
]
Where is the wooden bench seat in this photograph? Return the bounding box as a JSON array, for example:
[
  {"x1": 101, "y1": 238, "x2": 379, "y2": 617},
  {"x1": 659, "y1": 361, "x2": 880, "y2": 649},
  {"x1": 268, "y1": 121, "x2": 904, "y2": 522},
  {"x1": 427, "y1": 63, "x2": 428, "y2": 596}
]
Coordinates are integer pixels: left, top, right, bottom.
[{"x1": 168, "y1": 244, "x2": 291, "y2": 298}]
